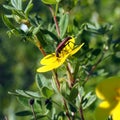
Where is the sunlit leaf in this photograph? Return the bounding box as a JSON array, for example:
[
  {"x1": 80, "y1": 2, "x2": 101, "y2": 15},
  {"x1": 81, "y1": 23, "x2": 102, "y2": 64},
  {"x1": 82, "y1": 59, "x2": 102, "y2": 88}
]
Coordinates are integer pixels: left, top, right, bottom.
[
  {"x1": 11, "y1": 0, "x2": 22, "y2": 10},
  {"x1": 82, "y1": 91, "x2": 96, "y2": 109},
  {"x1": 17, "y1": 96, "x2": 30, "y2": 107},
  {"x1": 42, "y1": 87, "x2": 54, "y2": 98},
  {"x1": 3, "y1": 5, "x2": 15, "y2": 10},
  {"x1": 41, "y1": 0, "x2": 57, "y2": 4},
  {"x1": 2, "y1": 15, "x2": 15, "y2": 29},
  {"x1": 25, "y1": 91, "x2": 40, "y2": 98},
  {"x1": 33, "y1": 25, "x2": 41, "y2": 35},
  {"x1": 24, "y1": 0, "x2": 33, "y2": 17},
  {"x1": 16, "y1": 89, "x2": 30, "y2": 98}
]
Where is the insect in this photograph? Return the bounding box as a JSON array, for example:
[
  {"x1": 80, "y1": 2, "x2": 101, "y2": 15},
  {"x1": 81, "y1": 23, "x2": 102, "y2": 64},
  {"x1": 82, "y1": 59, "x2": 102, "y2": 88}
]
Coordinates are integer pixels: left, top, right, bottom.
[{"x1": 56, "y1": 36, "x2": 72, "y2": 57}]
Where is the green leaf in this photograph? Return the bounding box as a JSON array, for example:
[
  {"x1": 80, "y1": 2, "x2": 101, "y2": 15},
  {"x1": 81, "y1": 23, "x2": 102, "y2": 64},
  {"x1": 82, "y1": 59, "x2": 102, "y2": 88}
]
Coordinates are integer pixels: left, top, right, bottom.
[
  {"x1": 84, "y1": 23, "x2": 112, "y2": 35},
  {"x1": 82, "y1": 92, "x2": 96, "y2": 109},
  {"x1": 17, "y1": 96, "x2": 30, "y2": 107},
  {"x1": 42, "y1": 87, "x2": 54, "y2": 98},
  {"x1": 36, "y1": 74, "x2": 43, "y2": 89},
  {"x1": 60, "y1": 81, "x2": 71, "y2": 101},
  {"x1": 35, "y1": 74, "x2": 51, "y2": 89},
  {"x1": 78, "y1": 86, "x2": 85, "y2": 98},
  {"x1": 41, "y1": 0, "x2": 57, "y2": 4},
  {"x1": 11, "y1": 0, "x2": 22, "y2": 10},
  {"x1": 69, "y1": 86, "x2": 78, "y2": 101},
  {"x1": 41, "y1": 29, "x2": 59, "y2": 42},
  {"x1": 59, "y1": 13, "x2": 69, "y2": 38},
  {"x1": 31, "y1": 115, "x2": 47, "y2": 120},
  {"x1": 16, "y1": 89, "x2": 30, "y2": 98},
  {"x1": 8, "y1": 91, "x2": 19, "y2": 96},
  {"x1": 15, "y1": 110, "x2": 33, "y2": 116},
  {"x1": 3, "y1": 5, "x2": 15, "y2": 10},
  {"x1": 33, "y1": 25, "x2": 41, "y2": 35},
  {"x1": 24, "y1": 91, "x2": 40, "y2": 98},
  {"x1": 24, "y1": 0, "x2": 33, "y2": 17},
  {"x1": 2, "y1": 15, "x2": 15, "y2": 29},
  {"x1": 13, "y1": 10, "x2": 25, "y2": 19}
]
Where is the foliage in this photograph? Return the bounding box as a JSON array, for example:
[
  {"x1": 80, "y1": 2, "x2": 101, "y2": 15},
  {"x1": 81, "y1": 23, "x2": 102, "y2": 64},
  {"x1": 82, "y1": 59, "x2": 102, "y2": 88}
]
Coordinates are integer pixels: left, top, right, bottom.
[{"x1": 1, "y1": 0, "x2": 120, "y2": 120}]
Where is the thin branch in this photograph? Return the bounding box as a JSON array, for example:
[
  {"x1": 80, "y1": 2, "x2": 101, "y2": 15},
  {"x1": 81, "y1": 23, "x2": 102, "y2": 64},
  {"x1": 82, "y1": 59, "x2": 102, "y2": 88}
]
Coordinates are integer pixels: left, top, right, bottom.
[
  {"x1": 29, "y1": 99, "x2": 37, "y2": 120},
  {"x1": 84, "y1": 52, "x2": 104, "y2": 85},
  {"x1": 79, "y1": 104, "x2": 85, "y2": 120},
  {"x1": 34, "y1": 35, "x2": 46, "y2": 56},
  {"x1": 48, "y1": 5, "x2": 60, "y2": 37},
  {"x1": 63, "y1": 99, "x2": 72, "y2": 120},
  {"x1": 78, "y1": 94, "x2": 85, "y2": 120}
]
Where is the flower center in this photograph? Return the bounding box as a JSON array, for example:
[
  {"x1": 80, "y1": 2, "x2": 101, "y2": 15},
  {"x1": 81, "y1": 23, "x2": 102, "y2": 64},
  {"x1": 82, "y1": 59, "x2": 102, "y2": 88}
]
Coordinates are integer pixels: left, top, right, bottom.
[{"x1": 115, "y1": 88, "x2": 120, "y2": 101}]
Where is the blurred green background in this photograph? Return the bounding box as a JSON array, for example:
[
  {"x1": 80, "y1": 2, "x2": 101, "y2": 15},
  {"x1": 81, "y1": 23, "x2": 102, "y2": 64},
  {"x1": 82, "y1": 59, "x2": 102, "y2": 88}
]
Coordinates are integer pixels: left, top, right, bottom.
[{"x1": 0, "y1": 0, "x2": 120, "y2": 120}]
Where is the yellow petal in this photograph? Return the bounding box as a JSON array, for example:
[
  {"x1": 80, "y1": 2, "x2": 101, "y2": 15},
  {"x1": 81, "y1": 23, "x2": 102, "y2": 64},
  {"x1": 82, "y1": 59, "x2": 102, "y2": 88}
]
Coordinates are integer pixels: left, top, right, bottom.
[
  {"x1": 70, "y1": 43, "x2": 84, "y2": 55},
  {"x1": 40, "y1": 53, "x2": 56, "y2": 65},
  {"x1": 111, "y1": 102, "x2": 120, "y2": 120},
  {"x1": 37, "y1": 54, "x2": 69, "y2": 72},
  {"x1": 96, "y1": 77, "x2": 120, "y2": 100},
  {"x1": 95, "y1": 101, "x2": 112, "y2": 120},
  {"x1": 37, "y1": 64, "x2": 57, "y2": 72}
]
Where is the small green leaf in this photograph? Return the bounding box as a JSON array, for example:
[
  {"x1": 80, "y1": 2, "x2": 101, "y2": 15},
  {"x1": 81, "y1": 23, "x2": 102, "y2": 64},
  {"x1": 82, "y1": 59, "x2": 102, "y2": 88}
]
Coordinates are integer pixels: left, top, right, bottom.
[
  {"x1": 82, "y1": 92, "x2": 96, "y2": 109},
  {"x1": 11, "y1": 0, "x2": 22, "y2": 10},
  {"x1": 35, "y1": 74, "x2": 52, "y2": 89},
  {"x1": 69, "y1": 86, "x2": 78, "y2": 101},
  {"x1": 33, "y1": 25, "x2": 41, "y2": 35},
  {"x1": 25, "y1": 91, "x2": 40, "y2": 98},
  {"x1": 16, "y1": 89, "x2": 30, "y2": 98},
  {"x1": 2, "y1": 15, "x2": 15, "y2": 29},
  {"x1": 24, "y1": 0, "x2": 33, "y2": 17},
  {"x1": 61, "y1": 81, "x2": 70, "y2": 99},
  {"x1": 15, "y1": 110, "x2": 33, "y2": 116},
  {"x1": 13, "y1": 10, "x2": 25, "y2": 19},
  {"x1": 8, "y1": 91, "x2": 19, "y2": 96},
  {"x1": 42, "y1": 87, "x2": 54, "y2": 98},
  {"x1": 41, "y1": 0, "x2": 57, "y2": 4},
  {"x1": 3, "y1": 5, "x2": 15, "y2": 10},
  {"x1": 59, "y1": 13, "x2": 69, "y2": 38},
  {"x1": 17, "y1": 96, "x2": 30, "y2": 107},
  {"x1": 36, "y1": 74, "x2": 43, "y2": 89}
]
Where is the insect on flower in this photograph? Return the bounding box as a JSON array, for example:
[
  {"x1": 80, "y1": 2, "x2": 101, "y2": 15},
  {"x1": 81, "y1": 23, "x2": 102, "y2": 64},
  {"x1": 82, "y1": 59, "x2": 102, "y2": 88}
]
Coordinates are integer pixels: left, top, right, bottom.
[
  {"x1": 37, "y1": 37, "x2": 84, "y2": 72},
  {"x1": 56, "y1": 36, "x2": 72, "y2": 57}
]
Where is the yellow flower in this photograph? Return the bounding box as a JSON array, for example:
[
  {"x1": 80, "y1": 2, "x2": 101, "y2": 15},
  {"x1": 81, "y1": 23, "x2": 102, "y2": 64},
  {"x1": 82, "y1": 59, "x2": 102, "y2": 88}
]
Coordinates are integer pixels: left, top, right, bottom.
[
  {"x1": 95, "y1": 76, "x2": 120, "y2": 120},
  {"x1": 37, "y1": 37, "x2": 84, "y2": 72}
]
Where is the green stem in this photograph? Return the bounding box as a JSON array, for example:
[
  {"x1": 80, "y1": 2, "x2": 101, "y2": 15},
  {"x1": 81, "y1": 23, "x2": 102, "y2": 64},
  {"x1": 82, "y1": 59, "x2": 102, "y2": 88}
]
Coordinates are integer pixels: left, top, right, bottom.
[{"x1": 55, "y1": 3, "x2": 59, "y2": 16}]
